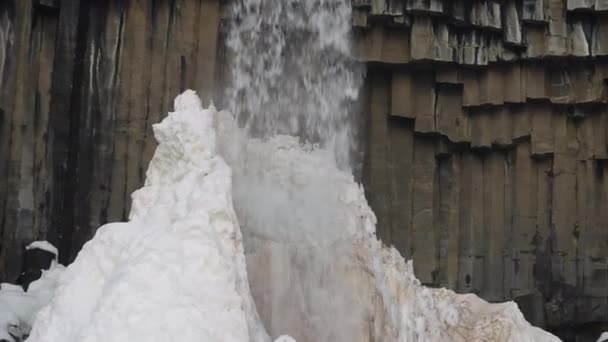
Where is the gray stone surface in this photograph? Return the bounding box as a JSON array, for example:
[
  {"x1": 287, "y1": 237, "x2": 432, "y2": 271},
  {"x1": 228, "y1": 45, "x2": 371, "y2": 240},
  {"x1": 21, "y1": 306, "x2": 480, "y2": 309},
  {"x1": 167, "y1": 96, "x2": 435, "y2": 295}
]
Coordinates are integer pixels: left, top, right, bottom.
[{"x1": 356, "y1": 1, "x2": 608, "y2": 336}]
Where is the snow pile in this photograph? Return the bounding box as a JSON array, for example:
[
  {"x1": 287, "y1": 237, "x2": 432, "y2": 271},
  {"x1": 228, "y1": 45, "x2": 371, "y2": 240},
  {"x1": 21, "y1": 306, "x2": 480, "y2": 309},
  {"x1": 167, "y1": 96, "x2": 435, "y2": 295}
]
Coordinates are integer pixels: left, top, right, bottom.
[
  {"x1": 23, "y1": 91, "x2": 559, "y2": 342},
  {"x1": 363, "y1": 242, "x2": 557, "y2": 341},
  {"x1": 0, "y1": 261, "x2": 64, "y2": 341},
  {"x1": 215, "y1": 101, "x2": 560, "y2": 342},
  {"x1": 27, "y1": 91, "x2": 269, "y2": 342}
]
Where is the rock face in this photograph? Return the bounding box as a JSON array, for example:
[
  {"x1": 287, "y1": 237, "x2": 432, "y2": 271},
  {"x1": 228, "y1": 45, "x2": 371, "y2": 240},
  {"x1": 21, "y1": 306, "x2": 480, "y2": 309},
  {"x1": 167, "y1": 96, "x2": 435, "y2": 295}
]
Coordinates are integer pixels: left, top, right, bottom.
[
  {"x1": 26, "y1": 91, "x2": 269, "y2": 342},
  {"x1": 0, "y1": 0, "x2": 607, "y2": 338},
  {"x1": 0, "y1": 0, "x2": 221, "y2": 275},
  {"x1": 353, "y1": 1, "x2": 608, "y2": 336}
]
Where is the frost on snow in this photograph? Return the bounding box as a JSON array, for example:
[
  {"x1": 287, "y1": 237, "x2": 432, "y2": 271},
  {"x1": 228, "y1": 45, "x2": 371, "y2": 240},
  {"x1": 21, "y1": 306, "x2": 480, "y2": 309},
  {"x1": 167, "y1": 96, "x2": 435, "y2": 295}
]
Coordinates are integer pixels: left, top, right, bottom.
[{"x1": 25, "y1": 91, "x2": 560, "y2": 342}]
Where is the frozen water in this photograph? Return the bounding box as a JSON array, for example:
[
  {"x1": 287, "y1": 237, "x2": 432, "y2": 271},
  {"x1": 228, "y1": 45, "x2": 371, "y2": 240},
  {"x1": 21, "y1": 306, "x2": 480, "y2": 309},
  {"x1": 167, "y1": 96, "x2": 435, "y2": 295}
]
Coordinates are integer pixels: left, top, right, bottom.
[
  {"x1": 27, "y1": 92, "x2": 269, "y2": 342},
  {"x1": 215, "y1": 101, "x2": 560, "y2": 342}
]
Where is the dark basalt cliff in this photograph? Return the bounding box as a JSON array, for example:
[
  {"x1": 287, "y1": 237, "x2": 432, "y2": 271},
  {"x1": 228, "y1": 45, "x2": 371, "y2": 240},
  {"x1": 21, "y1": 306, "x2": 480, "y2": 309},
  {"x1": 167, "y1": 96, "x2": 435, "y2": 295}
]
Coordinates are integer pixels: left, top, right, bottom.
[
  {"x1": 353, "y1": 1, "x2": 608, "y2": 338},
  {"x1": 0, "y1": 0, "x2": 221, "y2": 275},
  {"x1": 1, "y1": 0, "x2": 607, "y2": 339}
]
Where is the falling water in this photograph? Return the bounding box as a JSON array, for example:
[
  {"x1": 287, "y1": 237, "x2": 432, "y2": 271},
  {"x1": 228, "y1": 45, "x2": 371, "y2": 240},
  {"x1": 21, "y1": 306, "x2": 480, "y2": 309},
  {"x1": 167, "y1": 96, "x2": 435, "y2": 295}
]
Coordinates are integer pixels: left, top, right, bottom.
[
  {"x1": 222, "y1": 1, "x2": 371, "y2": 341},
  {"x1": 226, "y1": 0, "x2": 363, "y2": 168}
]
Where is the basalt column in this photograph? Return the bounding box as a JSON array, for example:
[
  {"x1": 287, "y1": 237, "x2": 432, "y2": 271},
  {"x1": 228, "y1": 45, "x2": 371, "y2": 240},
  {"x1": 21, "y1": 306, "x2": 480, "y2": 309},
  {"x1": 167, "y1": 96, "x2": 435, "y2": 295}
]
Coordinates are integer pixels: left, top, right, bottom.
[
  {"x1": 356, "y1": 0, "x2": 608, "y2": 337},
  {"x1": 0, "y1": 0, "x2": 222, "y2": 280}
]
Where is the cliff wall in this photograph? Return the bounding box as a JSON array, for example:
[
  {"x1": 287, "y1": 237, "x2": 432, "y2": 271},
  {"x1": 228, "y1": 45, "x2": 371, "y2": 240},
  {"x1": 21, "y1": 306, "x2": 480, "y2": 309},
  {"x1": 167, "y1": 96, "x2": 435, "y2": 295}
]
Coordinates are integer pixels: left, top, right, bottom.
[
  {"x1": 0, "y1": 0, "x2": 221, "y2": 274},
  {"x1": 355, "y1": 0, "x2": 608, "y2": 335}
]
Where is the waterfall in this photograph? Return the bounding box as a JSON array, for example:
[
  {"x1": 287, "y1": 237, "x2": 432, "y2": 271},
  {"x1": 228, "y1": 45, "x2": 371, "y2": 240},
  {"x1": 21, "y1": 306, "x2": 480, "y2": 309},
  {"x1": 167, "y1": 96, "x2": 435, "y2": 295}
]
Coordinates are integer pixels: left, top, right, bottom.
[
  {"x1": 226, "y1": 0, "x2": 363, "y2": 168},
  {"x1": 22, "y1": 1, "x2": 562, "y2": 341},
  {"x1": 222, "y1": 2, "x2": 374, "y2": 340},
  {"x1": 220, "y1": 2, "x2": 561, "y2": 342}
]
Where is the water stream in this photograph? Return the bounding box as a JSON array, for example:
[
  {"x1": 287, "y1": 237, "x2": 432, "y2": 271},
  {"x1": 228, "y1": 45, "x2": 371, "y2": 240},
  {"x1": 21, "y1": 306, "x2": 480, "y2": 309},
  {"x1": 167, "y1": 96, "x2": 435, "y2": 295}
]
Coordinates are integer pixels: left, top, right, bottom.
[
  {"x1": 226, "y1": 0, "x2": 363, "y2": 169},
  {"x1": 223, "y1": 1, "x2": 371, "y2": 340},
  {"x1": 221, "y1": 2, "x2": 561, "y2": 342}
]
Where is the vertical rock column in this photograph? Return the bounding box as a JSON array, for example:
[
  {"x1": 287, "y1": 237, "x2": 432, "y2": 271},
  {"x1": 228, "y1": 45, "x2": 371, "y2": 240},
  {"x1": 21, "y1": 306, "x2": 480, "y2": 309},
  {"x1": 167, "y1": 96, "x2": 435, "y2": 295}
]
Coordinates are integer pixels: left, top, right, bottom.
[
  {"x1": 0, "y1": 0, "x2": 223, "y2": 279},
  {"x1": 0, "y1": 0, "x2": 62, "y2": 281}
]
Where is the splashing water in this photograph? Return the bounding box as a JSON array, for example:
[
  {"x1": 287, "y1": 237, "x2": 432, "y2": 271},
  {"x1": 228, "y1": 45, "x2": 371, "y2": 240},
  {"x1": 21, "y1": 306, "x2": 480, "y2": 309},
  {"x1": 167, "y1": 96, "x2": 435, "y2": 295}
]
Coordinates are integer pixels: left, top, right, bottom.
[
  {"x1": 25, "y1": 89, "x2": 560, "y2": 342},
  {"x1": 222, "y1": 1, "x2": 561, "y2": 342},
  {"x1": 224, "y1": 1, "x2": 371, "y2": 339},
  {"x1": 12, "y1": 0, "x2": 561, "y2": 340},
  {"x1": 226, "y1": 0, "x2": 363, "y2": 168}
]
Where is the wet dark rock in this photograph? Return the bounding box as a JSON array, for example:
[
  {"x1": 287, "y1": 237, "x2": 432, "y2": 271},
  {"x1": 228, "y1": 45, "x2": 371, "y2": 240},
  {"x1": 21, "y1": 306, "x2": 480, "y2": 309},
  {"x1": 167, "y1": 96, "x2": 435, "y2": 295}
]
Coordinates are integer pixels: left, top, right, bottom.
[
  {"x1": 22, "y1": 248, "x2": 55, "y2": 273},
  {"x1": 13, "y1": 245, "x2": 56, "y2": 290},
  {"x1": 16, "y1": 269, "x2": 43, "y2": 291}
]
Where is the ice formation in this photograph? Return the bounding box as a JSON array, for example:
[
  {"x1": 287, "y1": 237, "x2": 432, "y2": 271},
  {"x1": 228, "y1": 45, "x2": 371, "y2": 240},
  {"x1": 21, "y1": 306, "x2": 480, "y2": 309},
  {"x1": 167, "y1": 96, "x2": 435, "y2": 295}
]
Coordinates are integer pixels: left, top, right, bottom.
[
  {"x1": 20, "y1": 90, "x2": 560, "y2": 342},
  {"x1": 17, "y1": 89, "x2": 560, "y2": 342},
  {"x1": 214, "y1": 94, "x2": 559, "y2": 342},
  {"x1": 27, "y1": 92, "x2": 269, "y2": 342}
]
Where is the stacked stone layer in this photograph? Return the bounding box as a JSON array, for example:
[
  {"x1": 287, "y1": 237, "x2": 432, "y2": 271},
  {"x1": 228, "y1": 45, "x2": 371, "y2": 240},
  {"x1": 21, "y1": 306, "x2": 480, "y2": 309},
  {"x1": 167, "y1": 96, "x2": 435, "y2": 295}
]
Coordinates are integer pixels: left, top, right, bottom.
[{"x1": 356, "y1": 0, "x2": 608, "y2": 332}]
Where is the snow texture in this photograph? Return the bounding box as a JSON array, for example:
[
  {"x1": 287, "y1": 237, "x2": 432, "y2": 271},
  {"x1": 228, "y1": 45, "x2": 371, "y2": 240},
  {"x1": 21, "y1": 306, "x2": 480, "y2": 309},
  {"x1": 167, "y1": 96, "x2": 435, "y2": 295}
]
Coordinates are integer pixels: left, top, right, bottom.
[
  {"x1": 0, "y1": 261, "x2": 64, "y2": 341},
  {"x1": 215, "y1": 102, "x2": 561, "y2": 342},
  {"x1": 25, "y1": 241, "x2": 58, "y2": 258},
  {"x1": 25, "y1": 91, "x2": 560, "y2": 342},
  {"x1": 27, "y1": 91, "x2": 269, "y2": 342}
]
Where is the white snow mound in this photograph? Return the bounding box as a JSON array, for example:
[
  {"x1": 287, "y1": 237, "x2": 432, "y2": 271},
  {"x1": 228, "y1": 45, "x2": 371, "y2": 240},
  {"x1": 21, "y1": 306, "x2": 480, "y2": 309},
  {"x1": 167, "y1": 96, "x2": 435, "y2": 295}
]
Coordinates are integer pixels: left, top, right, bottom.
[
  {"x1": 27, "y1": 90, "x2": 268, "y2": 342},
  {"x1": 26, "y1": 91, "x2": 559, "y2": 342}
]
